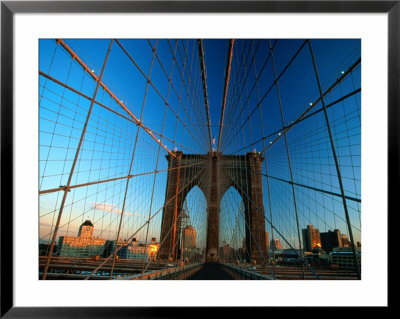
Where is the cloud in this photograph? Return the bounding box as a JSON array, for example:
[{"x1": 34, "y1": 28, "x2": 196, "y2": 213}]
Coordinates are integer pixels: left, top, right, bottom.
[
  {"x1": 91, "y1": 202, "x2": 140, "y2": 217},
  {"x1": 39, "y1": 222, "x2": 53, "y2": 228},
  {"x1": 92, "y1": 203, "x2": 115, "y2": 211}
]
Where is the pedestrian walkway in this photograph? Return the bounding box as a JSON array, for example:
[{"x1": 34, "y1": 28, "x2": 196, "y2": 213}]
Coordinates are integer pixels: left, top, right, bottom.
[{"x1": 186, "y1": 263, "x2": 235, "y2": 280}]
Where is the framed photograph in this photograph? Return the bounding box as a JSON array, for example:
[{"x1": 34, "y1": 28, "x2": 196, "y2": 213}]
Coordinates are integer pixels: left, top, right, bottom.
[{"x1": 1, "y1": 0, "x2": 396, "y2": 317}]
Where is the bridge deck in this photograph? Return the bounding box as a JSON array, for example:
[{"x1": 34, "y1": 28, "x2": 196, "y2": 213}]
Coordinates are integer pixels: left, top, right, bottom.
[{"x1": 186, "y1": 263, "x2": 235, "y2": 280}]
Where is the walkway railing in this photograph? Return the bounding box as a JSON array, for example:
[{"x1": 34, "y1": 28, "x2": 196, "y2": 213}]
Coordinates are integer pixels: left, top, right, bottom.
[
  {"x1": 219, "y1": 263, "x2": 275, "y2": 280},
  {"x1": 115, "y1": 263, "x2": 204, "y2": 280}
]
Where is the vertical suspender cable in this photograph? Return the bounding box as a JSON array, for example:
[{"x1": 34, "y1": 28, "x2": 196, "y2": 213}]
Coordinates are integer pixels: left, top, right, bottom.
[
  {"x1": 307, "y1": 39, "x2": 361, "y2": 280},
  {"x1": 269, "y1": 40, "x2": 306, "y2": 279},
  {"x1": 252, "y1": 40, "x2": 277, "y2": 278},
  {"x1": 109, "y1": 40, "x2": 159, "y2": 279},
  {"x1": 198, "y1": 39, "x2": 213, "y2": 151},
  {"x1": 217, "y1": 39, "x2": 235, "y2": 153},
  {"x1": 42, "y1": 39, "x2": 114, "y2": 280}
]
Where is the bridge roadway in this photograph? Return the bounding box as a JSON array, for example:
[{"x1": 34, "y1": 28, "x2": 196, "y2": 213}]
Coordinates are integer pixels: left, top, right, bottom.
[
  {"x1": 39, "y1": 257, "x2": 358, "y2": 280},
  {"x1": 184, "y1": 263, "x2": 358, "y2": 280},
  {"x1": 186, "y1": 262, "x2": 235, "y2": 280}
]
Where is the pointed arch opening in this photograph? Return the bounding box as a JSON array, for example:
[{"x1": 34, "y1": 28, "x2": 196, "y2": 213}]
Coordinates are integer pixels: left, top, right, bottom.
[
  {"x1": 219, "y1": 186, "x2": 247, "y2": 263},
  {"x1": 179, "y1": 185, "x2": 207, "y2": 262}
]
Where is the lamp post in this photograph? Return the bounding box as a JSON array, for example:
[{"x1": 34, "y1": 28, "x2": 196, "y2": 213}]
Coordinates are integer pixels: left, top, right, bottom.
[{"x1": 179, "y1": 210, "x2": 189, "y2": 267}]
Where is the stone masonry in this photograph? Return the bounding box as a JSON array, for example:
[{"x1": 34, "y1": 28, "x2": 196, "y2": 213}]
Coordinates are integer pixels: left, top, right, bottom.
[{"x1": 159, "y1": 151, "x2": 267, "y2": 264}]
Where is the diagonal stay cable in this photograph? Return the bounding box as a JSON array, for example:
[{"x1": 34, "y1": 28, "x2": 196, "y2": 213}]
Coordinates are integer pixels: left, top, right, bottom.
[
  {"x1": 308, "y1": 39, "x2": 361, "y2": 280},
  {"x1": 39, "y1": 161, "x2": 208, "y2": 195},
  {"x1": 198, "y1": 39, "x2": 213, "y2": 151},
  {"x1": 220, "y1": 40, "x2": 263, "y2": 152},
  {"x1": 231, "y1": 87, "x2": 361, "y2": 155},
  {"x1": 258, "y1": 56, "x2": 361, "y2": 155},
  {"x1": 39, "y1": 70, "x2": 195, "y2": 154},
  {"x1": 140, "y1": 160, "x2": 210, "y2": 276},
  {"x1": 228, "y1": 175, "x2": 321, "y2": 280},
  {"x1": 115, "y1": 39, "x2": 204, "y2": 151},
  {"x1": 55, "y1": 39, "x2": 176, "y2": 158},
  {"x1": 84, "y1": 165, "x2": 207, "y2": 279},
  {"x1": 42, "y1": 39, "x2": 114, "y2": 280},
  {"x1": 222, "y1": 39, "x2": 306, "y2": 152},
  {"x1": 179, "y1": 40, "x2": 210, "y2": 152},
  {"x1": 241, "y1": 168, "x2": 361, "y2": 203},
  {"x1": 145, "y1": 40, "x2": 208, "y2": 151},
  {"x1": 219, "y1": 168, "x2": 276, "y2": 279}
]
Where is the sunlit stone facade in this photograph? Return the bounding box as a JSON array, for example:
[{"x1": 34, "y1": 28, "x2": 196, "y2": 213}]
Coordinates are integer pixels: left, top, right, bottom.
[{"x1": 57, "y1": 220, "x2": 106, "y2": 257}]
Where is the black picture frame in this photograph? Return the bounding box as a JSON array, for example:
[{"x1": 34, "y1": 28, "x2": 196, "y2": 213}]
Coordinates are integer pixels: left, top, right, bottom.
[{"x1": 1, "y1": 1, "x2": 396, "y2": 317}]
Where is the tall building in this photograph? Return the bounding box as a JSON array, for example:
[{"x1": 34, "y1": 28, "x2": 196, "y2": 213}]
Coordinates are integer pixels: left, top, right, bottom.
[
  {"x1": 57, "y1": 220, "x2": 106, "y2": 257},
  {"x1": 183, "y1": 225, "x2": 196, "y2": 249},
  {"x1": 270, "y1": 238, "x2": 283, "y2": 251},
  {"x1": 265, "y1": 232, "x2": 269, "y2": 252},
  {"x1": 341, "y1": 234, "x2": 350, "y2": 247},
  {"x1": 219, "y1": 241, "x2": 234, "y2": 262},
  {"x1": 320, "y1": 229, "x2": 342, "y2": 252},
  {"x1": 106, "y1": 237, "x2": 160, "y2": 261},
  {"x1": 302, "y1": 225, "x2": 321, "y2": 252}
]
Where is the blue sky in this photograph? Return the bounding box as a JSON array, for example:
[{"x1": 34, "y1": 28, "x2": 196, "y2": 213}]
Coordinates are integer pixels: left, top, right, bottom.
[{"x1": 39, "y1": 38, "x2": 361, "y2": 251}]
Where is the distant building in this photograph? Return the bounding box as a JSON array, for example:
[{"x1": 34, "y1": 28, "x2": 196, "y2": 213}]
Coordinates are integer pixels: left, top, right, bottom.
[
  {"x1": 181, "y1": 225, "x2": 197, "y2": 262},
  {"x1": 183, "y1": 225, "x2": 196, "y2": 249},
  {"x1": 219, "y1": 242, "x2": 234, "y2": 262},
  {"x1": 103, "y1": 238, "x2": 135, "y2": 258},
  {"x1": 302, "y1": 225, "x2": 321, "y2": 252},
  {"x1": 103, "y1": 240, "x2": 114, "y2": 257},
  {"x1": 270, "y1": 238, "x2": 283, "y2": 251},
  {"x1": 320, "y1": 229, "x2": 342, "y2": 252},
  {"x1": 182, "y1": 247, "x2": 202, "y2": 262},
  {"x1": 280, "y1": 249, "x2": 302, "y2": 264},
  {"x1": 116, "y1": 237, "x2": 159, "y2": 261},
  {"x1": 57, "y1": 220, "x2": 106, "y2": 257},
  {"x1": 341, "y1": 234, "x2": 350, "y2": 247},
  {"x1": 39, "y1": 243, "x2": 57, "y2": 256}
]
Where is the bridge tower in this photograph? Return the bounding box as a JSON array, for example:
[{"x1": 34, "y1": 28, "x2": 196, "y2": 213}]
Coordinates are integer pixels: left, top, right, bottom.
[{"x1": 158, "y1": 151, "x2": 268, "y2": 264}]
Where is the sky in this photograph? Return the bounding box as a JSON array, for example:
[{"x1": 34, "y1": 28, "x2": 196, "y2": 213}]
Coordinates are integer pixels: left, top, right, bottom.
[{"x1": 39, "y1": 38, "x2": 361, "y2": 252}]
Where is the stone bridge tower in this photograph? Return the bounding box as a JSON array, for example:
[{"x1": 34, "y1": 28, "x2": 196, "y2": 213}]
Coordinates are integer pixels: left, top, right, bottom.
[{"x1": 158, "y1": 151, "x2": 267, "y2": 264}]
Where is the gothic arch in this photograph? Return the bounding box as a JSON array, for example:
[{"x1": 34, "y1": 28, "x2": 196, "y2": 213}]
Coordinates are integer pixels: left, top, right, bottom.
[
  {"x1": 159, "y1": 151, "x2": 268, "y2": 263},
  {"x1": 219, "y1": 185, "x2": 244, "y2": 250}
]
